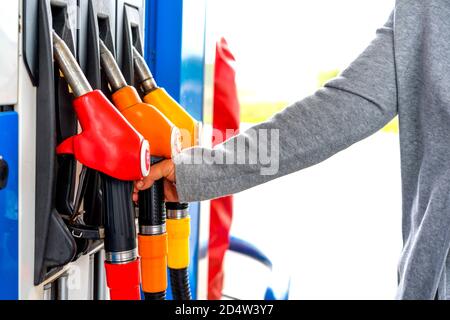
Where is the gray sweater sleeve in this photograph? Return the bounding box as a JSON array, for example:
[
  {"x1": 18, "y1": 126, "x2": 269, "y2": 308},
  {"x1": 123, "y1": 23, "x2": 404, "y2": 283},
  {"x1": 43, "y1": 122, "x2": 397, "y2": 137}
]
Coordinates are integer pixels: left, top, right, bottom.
[{"x1": 174, "y1": 13, "x2": 398, "y2": 203}]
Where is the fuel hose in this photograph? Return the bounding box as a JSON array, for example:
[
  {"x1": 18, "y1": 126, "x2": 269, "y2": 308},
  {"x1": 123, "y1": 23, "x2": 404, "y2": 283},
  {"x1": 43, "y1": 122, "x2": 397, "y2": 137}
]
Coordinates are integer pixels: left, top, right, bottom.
[
  {"x1": 166, "y1": 202, "x2": 192, "y2": 300},
  {"x1": 138, "y1": 158, "x2": 167, "y2": 300}
]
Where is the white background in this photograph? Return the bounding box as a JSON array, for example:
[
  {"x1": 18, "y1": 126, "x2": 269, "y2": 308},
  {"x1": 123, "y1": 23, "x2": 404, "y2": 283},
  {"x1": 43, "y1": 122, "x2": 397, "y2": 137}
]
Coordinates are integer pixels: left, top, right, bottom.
[{"x1": 207, "y1": 0, "x2": 401, "y2": 299}]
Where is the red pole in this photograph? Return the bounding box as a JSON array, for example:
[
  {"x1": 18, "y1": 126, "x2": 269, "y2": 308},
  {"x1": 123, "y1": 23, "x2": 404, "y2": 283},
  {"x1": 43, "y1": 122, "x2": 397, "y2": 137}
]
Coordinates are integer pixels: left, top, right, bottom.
[{"x1": 208, "y1": 38, "x2": 240, "y2": 300}]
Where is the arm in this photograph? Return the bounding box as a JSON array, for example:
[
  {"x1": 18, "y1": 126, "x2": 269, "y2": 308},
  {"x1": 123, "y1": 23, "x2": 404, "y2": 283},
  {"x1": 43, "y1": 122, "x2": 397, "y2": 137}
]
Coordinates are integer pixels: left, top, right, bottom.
[{"x1": 137, "y1": 13, "x2": 398, "y2": 203}]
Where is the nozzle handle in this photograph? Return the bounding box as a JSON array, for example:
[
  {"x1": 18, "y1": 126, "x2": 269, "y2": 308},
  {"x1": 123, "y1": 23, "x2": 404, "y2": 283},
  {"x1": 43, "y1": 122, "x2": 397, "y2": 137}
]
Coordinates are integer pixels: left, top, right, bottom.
[{"x1": 52, "y1": 31, "x2": 92, "y2": 97}]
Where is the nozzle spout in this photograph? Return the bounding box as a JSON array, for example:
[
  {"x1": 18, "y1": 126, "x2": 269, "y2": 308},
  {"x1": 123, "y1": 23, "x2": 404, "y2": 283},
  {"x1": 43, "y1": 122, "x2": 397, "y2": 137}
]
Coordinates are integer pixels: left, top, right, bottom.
[
  {"x1": 132, "y1": 47, "x2": 158, "y2": 94},
  {"x1": 52, "y1": 31, "x2": 92, "y2": 97},
  {"x1": 99, "y1": 40, "x2": 127, "y2": 92}
]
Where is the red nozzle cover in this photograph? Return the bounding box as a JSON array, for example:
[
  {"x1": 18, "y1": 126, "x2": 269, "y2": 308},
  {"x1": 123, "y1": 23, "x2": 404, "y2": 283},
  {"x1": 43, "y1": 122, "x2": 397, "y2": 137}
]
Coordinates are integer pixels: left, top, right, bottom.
[
  {"x1": 105, "y1": 258, "x2": 141, "y2": 300},
  {"x1": 56, "y1": 90, "x2": 150, "y2": 180}
]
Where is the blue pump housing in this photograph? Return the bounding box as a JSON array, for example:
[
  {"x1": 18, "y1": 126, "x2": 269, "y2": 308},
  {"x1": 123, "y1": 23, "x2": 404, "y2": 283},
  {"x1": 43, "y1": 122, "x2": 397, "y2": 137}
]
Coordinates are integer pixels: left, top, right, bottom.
[{"x1": 0, "y1": 111, "x2": 19, "y2": 299}]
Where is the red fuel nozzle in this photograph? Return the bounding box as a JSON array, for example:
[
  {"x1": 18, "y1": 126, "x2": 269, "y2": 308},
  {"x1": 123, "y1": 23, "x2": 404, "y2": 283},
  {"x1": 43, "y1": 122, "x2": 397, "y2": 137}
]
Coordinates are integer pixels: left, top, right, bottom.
[
  {"x1": 52, "y1": 32, "x2": 150, "y2": 180},
  {"x1": 52, "y1": 31, "x2": 144, "y2": 300}
]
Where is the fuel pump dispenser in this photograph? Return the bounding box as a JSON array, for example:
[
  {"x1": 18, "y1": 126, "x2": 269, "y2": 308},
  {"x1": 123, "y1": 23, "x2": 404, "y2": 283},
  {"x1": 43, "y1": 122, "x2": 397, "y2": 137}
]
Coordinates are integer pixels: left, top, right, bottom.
[
  {"x1": 98, "y1": 40, "x2": 182, "y2": 300},
  {"x1": 2, "y1": 0, "x2": 206, "y2": 300},
  {"x1": 133, "y1": 48, "x2": 202, "y2": 300},
  {"x1": 52, "y1": 32, "x2": 149, "y2": 300}
]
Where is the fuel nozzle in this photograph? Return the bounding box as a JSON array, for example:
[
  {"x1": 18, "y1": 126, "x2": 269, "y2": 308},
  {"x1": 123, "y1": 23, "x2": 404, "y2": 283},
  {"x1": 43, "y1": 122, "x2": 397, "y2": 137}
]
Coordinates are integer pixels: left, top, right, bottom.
[
  {"x1": 52, "y1": 31, "x2": 93, "y2": 97},
  {"x1": 52, "y1": 31, "x2": 149, "y2": 180},
  {"x1": 132, "y1": 47, "x2": 201, "y2": 149},
  {"x1": 52, "y1": 32, "x2": 147, "y2": 300}
]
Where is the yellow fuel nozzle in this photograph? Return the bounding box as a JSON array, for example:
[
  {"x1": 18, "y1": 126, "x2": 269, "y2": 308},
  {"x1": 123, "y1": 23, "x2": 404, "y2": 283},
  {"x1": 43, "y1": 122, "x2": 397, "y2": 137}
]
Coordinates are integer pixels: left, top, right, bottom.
[
  {"x1": 132, "y1": 48, "x2": 201, "y2": 149},
  {"x1": 132, "y1": 47, "x2": 196, "y2": 300}
]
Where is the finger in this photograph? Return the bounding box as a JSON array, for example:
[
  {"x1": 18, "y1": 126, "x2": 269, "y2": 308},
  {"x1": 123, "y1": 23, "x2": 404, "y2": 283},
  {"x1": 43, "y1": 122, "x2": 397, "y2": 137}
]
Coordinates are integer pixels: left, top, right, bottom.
[
  {"x1": 134, "y1": 178, "x2": 144, "y2": 190},
  {"x1": 137, "y1": 178, "x2": 155, "y2": 191},
  {"x1": 164, "y1": 179, "x2": 179, "y2": 202},
  {"x1": 137, "y1": 166, "x2": 163, "y2": 190},
  {"x1": 148, "y1": 161, "x2": 169, "y2": 180},
  {"x1": 137, "y1": 160, "x2": 173, "y2": 190},
  {"x1": 132, "y1": 192, "x2": 139, "y2": 202}
]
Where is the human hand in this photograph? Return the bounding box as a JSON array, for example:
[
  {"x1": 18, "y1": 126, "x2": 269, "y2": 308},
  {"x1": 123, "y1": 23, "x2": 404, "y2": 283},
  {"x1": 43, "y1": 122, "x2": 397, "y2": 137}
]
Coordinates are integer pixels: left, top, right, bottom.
[{"x1": 133, "y1": 159, "x2": 178, "y2": 202}]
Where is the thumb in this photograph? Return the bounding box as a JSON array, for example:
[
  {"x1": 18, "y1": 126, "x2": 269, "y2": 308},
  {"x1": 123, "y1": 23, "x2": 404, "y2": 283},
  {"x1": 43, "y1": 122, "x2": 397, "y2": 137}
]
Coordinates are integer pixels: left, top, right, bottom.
[{"x1": 135, "y1": 159, "x2": 175, "y2": 191}]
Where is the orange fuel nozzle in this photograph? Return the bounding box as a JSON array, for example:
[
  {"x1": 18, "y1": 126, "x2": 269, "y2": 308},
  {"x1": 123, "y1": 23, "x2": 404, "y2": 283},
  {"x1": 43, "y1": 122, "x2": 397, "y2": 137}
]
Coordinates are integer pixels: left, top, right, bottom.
[
  {"x1": 100, "y1": 40, "x2": 179, "y2": 300},
  {"x1": 99, "y1": 41, "x2": 181, "y2": 158},
  {"x1": 111, "y1": 86, "x2": 181, "y2": 158},
  {"x1": 132, "y1": 48, "x2": 201, "y2": 149}
]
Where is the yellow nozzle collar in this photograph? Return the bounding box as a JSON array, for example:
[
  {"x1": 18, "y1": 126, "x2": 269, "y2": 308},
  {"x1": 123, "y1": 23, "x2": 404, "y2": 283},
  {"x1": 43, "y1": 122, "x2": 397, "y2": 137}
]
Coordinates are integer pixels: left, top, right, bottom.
[{"x1": 166, "y1": 217, "x2": 190, "y2": 269}]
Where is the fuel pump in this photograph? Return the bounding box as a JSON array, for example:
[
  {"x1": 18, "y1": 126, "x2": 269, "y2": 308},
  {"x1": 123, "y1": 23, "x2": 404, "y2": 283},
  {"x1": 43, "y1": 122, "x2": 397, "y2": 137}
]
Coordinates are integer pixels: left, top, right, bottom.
[
  {"x1": 133, "y1": 48, "x2": 202, "y2": 300},
  {"x1": 98, "y1": 40, "x2": 182, "y2": 300},
  {"x1": 52, "y1": 32, "x2": 149, "y2": 300}
]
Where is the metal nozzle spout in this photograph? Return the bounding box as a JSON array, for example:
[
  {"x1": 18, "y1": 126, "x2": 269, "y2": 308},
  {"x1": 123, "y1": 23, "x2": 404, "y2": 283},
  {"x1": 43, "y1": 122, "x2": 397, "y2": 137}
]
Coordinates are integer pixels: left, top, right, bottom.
[
  {"x1": 99, "y1": 40, "x2": 127, "y2": 92},
  {"x1": 132, "y1": 47, "x2": 158, "y2": 94},
  {"x1": 52, "y1": 31, "x2": 92, "y2": 97}
]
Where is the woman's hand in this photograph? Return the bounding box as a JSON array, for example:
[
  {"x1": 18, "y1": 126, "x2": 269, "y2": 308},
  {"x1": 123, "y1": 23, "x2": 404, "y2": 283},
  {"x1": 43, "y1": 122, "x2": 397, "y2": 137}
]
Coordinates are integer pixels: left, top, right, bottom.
[{"x1": 133, "y1": 159, "x2": 178, "y2": 202}]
